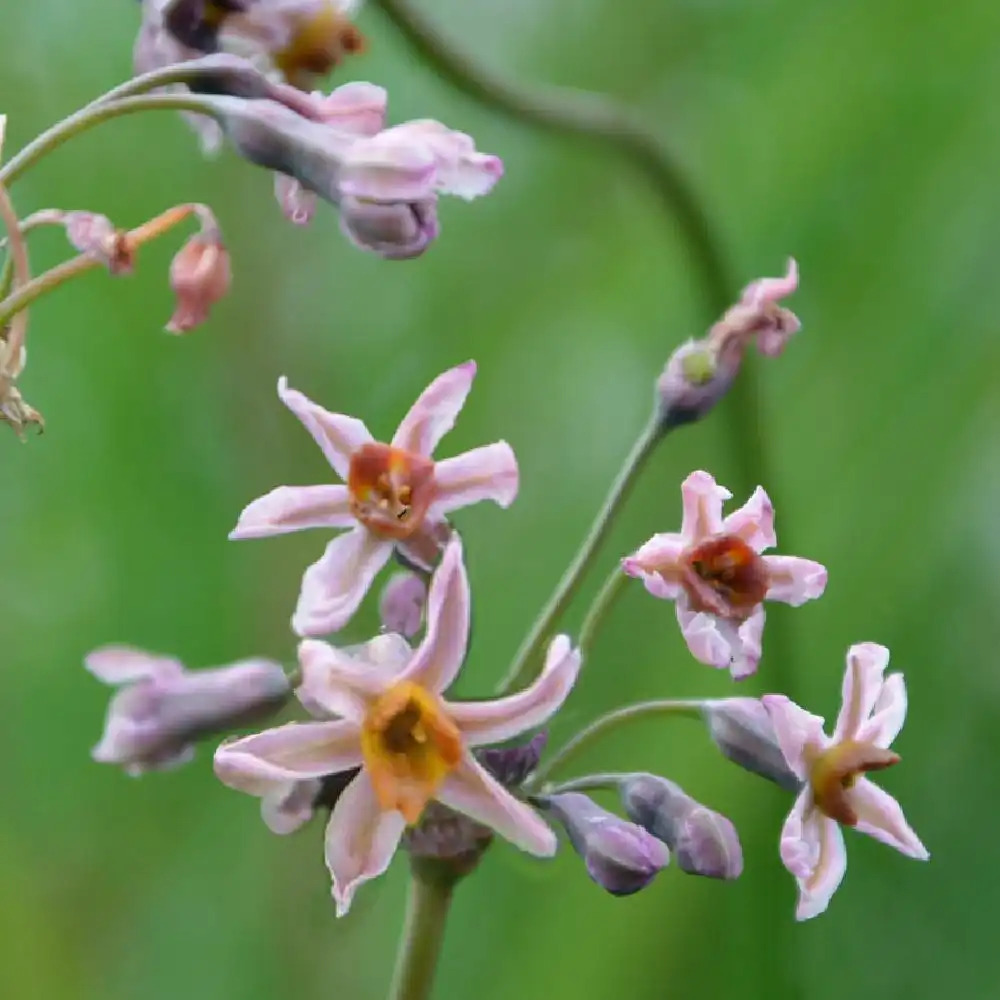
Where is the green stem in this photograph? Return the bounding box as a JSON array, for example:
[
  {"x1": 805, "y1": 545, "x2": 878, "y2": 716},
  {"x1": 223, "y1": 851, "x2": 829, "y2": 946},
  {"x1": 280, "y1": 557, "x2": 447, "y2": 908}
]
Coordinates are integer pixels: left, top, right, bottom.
[
  {"x1": 497, "y1": 414, "x2": 662, "y2": 694},
  {"x1": 527, "y1": 699, "x2": 704, "y2": 791},
  {"x1": 0, "y1": 93, "x2": 224, "y2": 187},
  {"x1": 389, "y1": 868, "x2": 455, "y2": 1000},
  {"x1": 0, "y1": 177, "x2": 31, "y2": 368},
  {"x1": 370, "y1": 0, "x2": 732, "y2": 320},
  {"x1": 577, "y1": 568, "x2": 629, "y2": 659}
]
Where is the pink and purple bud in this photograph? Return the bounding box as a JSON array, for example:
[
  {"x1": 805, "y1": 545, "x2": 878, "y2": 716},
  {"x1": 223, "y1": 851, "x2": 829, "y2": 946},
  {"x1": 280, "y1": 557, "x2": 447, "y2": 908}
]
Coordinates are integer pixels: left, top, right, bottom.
[{"x1": 379, "y1": 571, "x2": 428, "y2": 637}]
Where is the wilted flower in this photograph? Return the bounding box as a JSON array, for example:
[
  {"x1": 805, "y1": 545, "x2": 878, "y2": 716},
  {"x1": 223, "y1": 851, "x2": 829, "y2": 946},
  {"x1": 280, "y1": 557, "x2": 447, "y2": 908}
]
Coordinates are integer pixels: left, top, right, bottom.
[
  {"x1": 230, "y1": 360, "x2": 519, "y2": 635},
  {"x1": 622, "y1": 470, "x2": 827, "y2": 678},
  {"x1": 763, "y1": 643, "x2": 929, "y2": 920},
  {"x1": 166, "y1": 226, "x2": 232, "y2": 332},
  {"x1": 86, "y1": 646, "x2": 291, "y2": 776},
  {"x1": 214, "y1": 538, "x2": 581, "y2": 915},
  {"x1": 379, "y1": 571, "x2": 427, "y2": 637},
  {"x1": 62, "y1": 211, "x2": 134, "y2": 274},
  {"x1": 537, "y1": 791, "x2": 670, "y2": 896}
]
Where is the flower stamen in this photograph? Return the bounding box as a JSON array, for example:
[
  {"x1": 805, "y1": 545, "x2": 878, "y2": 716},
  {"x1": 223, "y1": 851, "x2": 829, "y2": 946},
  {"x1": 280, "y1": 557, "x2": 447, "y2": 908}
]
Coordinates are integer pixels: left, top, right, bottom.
[
  {"x1": 809, "y1": 740, "x2": 900, "y2": 826},
  {"x1": 348, "y1": 442, "x2": 435, "y2": 539},
  {"x1": 680, "y1": 534, "x2": 769, "y2": 619}
]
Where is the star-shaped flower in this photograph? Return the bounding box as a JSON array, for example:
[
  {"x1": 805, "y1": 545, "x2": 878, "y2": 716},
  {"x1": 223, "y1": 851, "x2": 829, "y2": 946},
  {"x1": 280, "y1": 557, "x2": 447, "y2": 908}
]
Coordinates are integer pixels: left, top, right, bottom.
[
  {"x1": 214, "y1": 537, "x2": 580, "y2": 915},
  {"x1": 622, "y1": 470, "x2": 827, "y2": 678},
  {"x1": 763, "y1": 643, "x2": 929, "y2": 920},
  {"x1": 230, "y1": 361, "x2": 518, "y2": 635}
]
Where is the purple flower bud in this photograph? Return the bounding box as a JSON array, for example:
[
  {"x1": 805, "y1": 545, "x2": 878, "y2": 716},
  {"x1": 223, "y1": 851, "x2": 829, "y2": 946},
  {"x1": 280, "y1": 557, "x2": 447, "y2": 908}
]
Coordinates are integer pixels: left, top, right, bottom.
[
  {"x1": 378, "y1": 571, "x2": 427, "y2": 637},
  {"x1": 702, "y1": 698, "x2": 802, "y2": 792},
  {"x1": 476, "y1": 732, "x2": 548, "y2": 788},
  {"x1": 86, "y1": 646, "x2": 290, "y2": 776},
  {"x1": 619, "y1": 773, "x2": 743, "y2": 880},
  {"x1": 539, "y1": 792, "x2": 670, "y2": 896}
]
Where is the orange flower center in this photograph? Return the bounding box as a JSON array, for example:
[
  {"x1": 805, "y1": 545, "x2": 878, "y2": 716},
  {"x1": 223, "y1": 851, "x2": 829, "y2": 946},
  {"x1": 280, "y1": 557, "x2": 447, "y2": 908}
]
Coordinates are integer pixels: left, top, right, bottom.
[
  {"x1": 273, "y1": 4, "x2": 366, "y2": 87},
  {"x1": 808, "y1": 740, "x2": 900, "y2": 825},
  {"x1": 348, "y1": 442, "x2": 436, "y2": 540},
  {"x1": 680, "y1": 534, "x2": 769, "y2": 619},
  {"x1": 360, "y1": 682, "x2": 463, "y2": 824}
]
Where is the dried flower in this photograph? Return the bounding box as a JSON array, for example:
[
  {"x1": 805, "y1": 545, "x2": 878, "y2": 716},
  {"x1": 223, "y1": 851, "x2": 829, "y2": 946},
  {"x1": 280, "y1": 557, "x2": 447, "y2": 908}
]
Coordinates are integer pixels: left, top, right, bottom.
[
  {"x1": 379, "y1": 571, "x2": 427, "y2": 637},
  {"x1": 86, "y1": 646, "x2": 291, "y2": 776},
  {"x1": 166, "y1": 226, "x2": 231, "y2": 332},
  {"x1": 622, "y1": 470, "x2": 827, "y2": 678},
  {"x1": 763, "y1": 643, "x2": 929, "y2": 920},
  {"x1": 537, "y1": 791, "x2": 670, "y2": 896},
  {"x1": 63, "y1": 211, "x2": 134, "y2": 274},
  {"x1": 214, "y1": 538, "x2": 581, "y2": 915},
  {"x1": 230, "y1": 361, "x2": 519, "y2": 635}
]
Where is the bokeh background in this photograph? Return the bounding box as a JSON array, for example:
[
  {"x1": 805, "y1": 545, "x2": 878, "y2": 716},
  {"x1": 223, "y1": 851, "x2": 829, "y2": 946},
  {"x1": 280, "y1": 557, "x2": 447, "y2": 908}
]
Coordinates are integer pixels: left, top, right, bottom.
[{"x1": 1, "y1": 1, "x2": 998, "y2": 998}]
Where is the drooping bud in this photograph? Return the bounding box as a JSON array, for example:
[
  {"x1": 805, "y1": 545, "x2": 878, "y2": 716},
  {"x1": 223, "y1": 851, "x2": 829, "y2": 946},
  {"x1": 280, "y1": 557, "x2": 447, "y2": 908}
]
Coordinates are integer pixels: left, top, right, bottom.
[
  {"x1": 86, "y1": 646, "x2": 291, "y2": 776},
  {"x1": 379, "y1": 571, "x2": 428, "y2": 638},
  {"x1": 166, "y1": 209, "x2": 231, "y2": 333},
  {"x1": 538, "y1": 791, "x2": 670, "y2": 896},
  {"x1": 339, "y1": 197, "x2": 439, "y2": 260},
  {"x1": 619, "y1": 773, "x2": 743, "y2": 880},
  {"x1": 702, "y1": 698, "x2": 802, "y2": 792},
  {"x1": 477, "y1": 731, "x2": 548, "y2": 789},
  {"x1": 63, "y1": 212, "x2": 134, "y2": 274}
]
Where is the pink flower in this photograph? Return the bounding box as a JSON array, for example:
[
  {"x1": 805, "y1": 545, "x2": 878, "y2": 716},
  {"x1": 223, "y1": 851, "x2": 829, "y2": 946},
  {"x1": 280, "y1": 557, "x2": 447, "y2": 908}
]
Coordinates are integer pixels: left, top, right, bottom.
[
  {"x1": 166, "y1": 229, "x2": 232, "y2": 333},
  {"x1": 622, "y1": 470, "x2": 827, "y2": 679},
  {"x1": 763, "y1": 643, "x2": 929, "y2": 920},
  {"x1": 230, "y1": 361, "x2": 519, "y2": 636},
  {"x1": 214, "y1": 537, "x2": 581, "y2": 915}
]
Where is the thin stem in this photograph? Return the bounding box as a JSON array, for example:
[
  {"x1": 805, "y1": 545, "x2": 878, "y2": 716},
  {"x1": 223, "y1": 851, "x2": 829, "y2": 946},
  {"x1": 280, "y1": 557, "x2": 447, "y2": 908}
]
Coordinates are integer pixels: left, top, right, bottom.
[
  {"x1": 527, "y1": 699, "x2": 704, "y2": 791},
  {"x1": 0, "y1": 93, "x2": 224, "y2": 187},
  {"x1": 498, "y1": 413, "x2": 662, "y2": 694},
  {"x1": 370, "y1": 0, "x2": 732, "y2": 320},
  {"x1": 540, "y1": 772, "x2": 631, "y2": 796},
  {"x1": 389, "y1": 869, "x2": 454, "y2": 1000},
  {"x1": 0, "y1": 178, "x2": 31, "y2": 371},
  {"x1": 577, "y1": 567, "x2": 629, "y2": 659}
]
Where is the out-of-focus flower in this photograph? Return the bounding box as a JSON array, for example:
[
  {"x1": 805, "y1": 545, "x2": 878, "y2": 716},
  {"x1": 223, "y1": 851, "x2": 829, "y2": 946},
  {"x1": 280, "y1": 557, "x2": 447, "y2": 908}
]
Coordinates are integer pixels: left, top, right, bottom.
[
  {"x1": 619, "y1": 774, "x2": 742, "y2": 880},
  {"x1": 214, "y1": 537, "x2": 581, "y2": 915},
  {"x1": 62, "y1": 212, "x2": 134, "y2": 274},
  {"x1": 537, "y1": 791, "x2": 670, "y2": 896},
  {"x1": 86, "y1": 646, "x2": 290, "y2": 776},
  {"x1": 763, "y1": 643, "x2": 929, "y2": 920},
  {"x1": 166, "y1": 219, "x2": 231, "y2": 333},
  {"x1": 379, "y1": 571, "x2": 427, "y2": 637},
  {"x1": 657, "y1": 259, "x2": 800, "y2": 426},
  {"x1": 622, "y1": 470, "x2": 826, "y2": 679},
  {"x1": 230, "y1": 360, "x2": 519, "y2": 635}
]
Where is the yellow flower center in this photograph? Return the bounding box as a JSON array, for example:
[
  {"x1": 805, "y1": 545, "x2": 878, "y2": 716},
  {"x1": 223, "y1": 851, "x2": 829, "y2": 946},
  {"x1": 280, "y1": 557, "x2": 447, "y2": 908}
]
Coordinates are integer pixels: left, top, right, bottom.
[
  {"x1": 680, "y1": 534, "x2": 769, "y2": 619},
  {"x1": 348, "y1": 442, "x2": 436, "y2": 541},
  {"x1": 360, "y1": 682, "x2": 463, "y2": 824},
  {"x1": 272, "y1": 3, "x2": 366, "y2": 88},
  {"x1": 808, "y1": 740, "x2": 900, "y2": 825}
]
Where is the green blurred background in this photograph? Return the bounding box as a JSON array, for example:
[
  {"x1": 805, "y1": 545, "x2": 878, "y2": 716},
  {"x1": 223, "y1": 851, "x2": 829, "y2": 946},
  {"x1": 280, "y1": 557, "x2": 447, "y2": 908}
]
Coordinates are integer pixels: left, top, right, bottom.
[{"x1": 1, "y1": 1, "x2": 997, "y2": 997}]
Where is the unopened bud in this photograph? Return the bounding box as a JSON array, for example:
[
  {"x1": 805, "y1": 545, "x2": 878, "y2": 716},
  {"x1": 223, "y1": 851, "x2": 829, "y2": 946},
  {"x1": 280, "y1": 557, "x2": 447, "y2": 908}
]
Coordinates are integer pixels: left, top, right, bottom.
[
  {"x1": 86, "y1": 646, "x2": 290, "y2": 776},
  {"x1": 702, "y1": 698, "x2": 802, "y2": 792},
  {"x1": 379, "y1": 571, "x2": 427, "y2": 638},
  {"x1": 403, "y1": 800, "x2": 494, "y2": 878},
  {"x1": 656, "y1": 338, "x2": 739, "y2": 429},
  {"x1": 619, "y1": 773, "x2": 743, "y2": 880},
  {"x1": 339, "y1": 196, "x2": 439, "y2": 260},
  {"x1": 476, "y1": 731, "x2": 548, "y2": 788},
  {"x1": 63, "y1": 212, "x2": 133, "y2": 274},
  {"x1": 166, "y1": 225, "x2": 231, "y2": 333},
  {"x1": 539, "y1": 791, "x2": 669, "y2": 896}
]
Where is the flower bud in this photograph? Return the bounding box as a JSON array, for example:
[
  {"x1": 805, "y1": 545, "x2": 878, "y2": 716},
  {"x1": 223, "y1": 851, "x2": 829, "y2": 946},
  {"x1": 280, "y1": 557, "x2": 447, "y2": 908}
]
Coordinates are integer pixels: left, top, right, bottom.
[
  {"x1": 538, "y1": 791, "x2": 670, "y2": 896},
  {"x1": 379, "y1": 571, "x2": 427, "y2": 638},
  {"x1": 403, "y1": 800, "x2": 494, "y2": 877},
  {"x1": 166, "y1": 227, "x2": 231, "y2": 333},
  {"x1": 619, "y1": 773, "x2": 743, "y2": 880},
  {"x1": 702, "y1": 698, "x2": 802, "y2": 792},
  {"x1": 476, "y1": 731, "x2": 548, "y2": 788},
  {"x1": 339, "y1": 196, "x2": 439, "y2": 260},
  {"x1": 86, "y1": 646, "x2": 291, "y2": 776},
  {"x1": 656, "y1": 338, "x2": 739, "y2": 429}
]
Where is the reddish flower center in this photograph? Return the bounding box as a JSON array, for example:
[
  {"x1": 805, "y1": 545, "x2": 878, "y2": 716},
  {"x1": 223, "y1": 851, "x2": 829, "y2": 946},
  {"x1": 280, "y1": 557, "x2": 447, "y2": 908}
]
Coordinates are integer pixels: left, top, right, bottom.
[
  {"x1": 808, "y1": 740, "x2": 900, "y2": 825},
  {"x1": 680, "y1": 534, "x2": 769, "y2": 619},
  {"x1": 348, "y1": 443, "x2": 435, "y2": 540}
]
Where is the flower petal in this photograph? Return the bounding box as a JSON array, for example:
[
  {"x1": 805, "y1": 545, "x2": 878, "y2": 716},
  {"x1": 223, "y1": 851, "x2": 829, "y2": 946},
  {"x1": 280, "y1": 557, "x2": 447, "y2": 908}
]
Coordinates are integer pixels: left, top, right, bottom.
[
  {"x1": 437, "y1": 753, "x2": 556, "y2": 856},
  {"x1": 401, "y1": 536, "x2": 469, "y2": 694},
  {"x1": 680, "y1": 470, "x2": 730, "y2": 543},
  {"x1": 832, "y1": 642, "x2": 890, "y2": 743},
  {"x1": 622, "y1": 533, "x2": 686, "y2": 600},
  {"x1": 314, "y1": 81, "x2": 387, "y2": 135},
  {"x1": 741, "y1": 257, "x2": 798, "y2": 308},
  {"x1": 762, "y1": 695, "x2": 829, "y2": 781},
  {"x1": 85, "y1": 645, "x2": 183, "y2": 684},
  {"x1": 856, "y1": 673, "x2": 907, "y2": 748},
  {"x1": 274, "y1": 174, "x2": 318, "y2": 226},
  {"x1": 214, "y1": 720, "x2": 363, "y2": 797},
  {"x1": 291, "y1": 527, "x2": 393, "y2": 637},
  {"x1": 297, "y1": 637, "x2": 405, "y2": 721},
  {"x1": 428, "y1": 442, "x2": 519, "y2": 519},
  {"x1": 391, "y1": 361, "x2": 476, "y2": 457},
  {"x1": 261, "y1": 779, "x2": 322, "y2": 835},
  {"x1": 325, "y1": 771, "x2": 406, "y2": 917},
  {"x1": 763, "y1": 555, "x2": 828, "y2": 606},
  {"x1": 676, "y1": 598, "x2": 734, "y2": 670},
  {"x1": 722, "y1": 486, "x2": 776, "y2": 552},
  {"x1": 850, "y1": 778, "x2": 929, "y2": 860},
  {"x1": 449, "y1": 635, "x2": 581, "y2": 746},
  {"x1": 229, "y1": 484, "x2": 353, "y2": 540},
  {"x1": 277, "y1": 376, "x2": 373, "y2": 481},
  {"x1": 795, "y1": 811, "x2": 847, "y2": 921},
  {"x1": 731, "y1": 607, "x2": 765, "y2": 680}
]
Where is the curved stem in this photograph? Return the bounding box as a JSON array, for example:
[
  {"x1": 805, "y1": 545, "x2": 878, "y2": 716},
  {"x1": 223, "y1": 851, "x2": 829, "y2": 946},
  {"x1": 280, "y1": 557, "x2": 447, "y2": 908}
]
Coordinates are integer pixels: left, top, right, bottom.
[
  {"x1": 528, "y1": 699, "x2": 704, "y2": 791},
  {"x1": 0, "y1": 178, "x2": 31, "y2": 371},
  {"x1": 577, "y1": 567, "x2": 629, "y2": 659},
  {"x1": 497, "y1": 413, "x2": 662, "y2": 694},
  {"x1": 0, "y1": 93, "x2": 225, "y2": 187},
  {"x1": 389, "y1": 868, "x2": 454, "y2": 1000},
  {"x1": 371, "y1": 0, "x2": 732, "y2": 320}
]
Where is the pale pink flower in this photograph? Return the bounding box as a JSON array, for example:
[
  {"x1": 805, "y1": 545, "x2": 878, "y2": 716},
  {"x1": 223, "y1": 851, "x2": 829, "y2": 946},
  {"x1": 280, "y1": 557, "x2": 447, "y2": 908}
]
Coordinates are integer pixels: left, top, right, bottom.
[
  {"x1": 215, "y1": 537, "x2": 581, "y2": 915},
  {"x1": 622, "y1": 470, "x2": 826, "y2": 679},
  {"x1": 230, "y1": 360, "x2": 519, "y2": 636},
  {"x1": 166, "y1": 229, "x2": 232, "y2": 333},
  {"x1": 763, "y1": 643, "x2": 929, "y2": 920}
]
